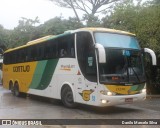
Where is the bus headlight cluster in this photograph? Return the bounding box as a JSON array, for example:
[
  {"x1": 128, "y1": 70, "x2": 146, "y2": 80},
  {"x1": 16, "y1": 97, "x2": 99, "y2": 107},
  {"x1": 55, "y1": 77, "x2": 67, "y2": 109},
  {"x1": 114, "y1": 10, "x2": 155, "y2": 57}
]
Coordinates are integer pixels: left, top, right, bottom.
[
  {"x1": 141, "y1": 89, "x2": 146, "y2": 93},
  {"x1": 100, "y1": 90, "x2": 115, "y2": 96},
  {"x1": 107, "y1": 91, "x2": 114, "y2": 96}
]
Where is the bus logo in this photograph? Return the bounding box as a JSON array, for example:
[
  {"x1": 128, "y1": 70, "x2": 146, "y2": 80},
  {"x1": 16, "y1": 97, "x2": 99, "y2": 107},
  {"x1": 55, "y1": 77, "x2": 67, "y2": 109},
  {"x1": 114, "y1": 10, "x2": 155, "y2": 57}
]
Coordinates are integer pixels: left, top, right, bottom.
[{"x1": 79, "y1": 90, "x2": 94, "y2": 101}]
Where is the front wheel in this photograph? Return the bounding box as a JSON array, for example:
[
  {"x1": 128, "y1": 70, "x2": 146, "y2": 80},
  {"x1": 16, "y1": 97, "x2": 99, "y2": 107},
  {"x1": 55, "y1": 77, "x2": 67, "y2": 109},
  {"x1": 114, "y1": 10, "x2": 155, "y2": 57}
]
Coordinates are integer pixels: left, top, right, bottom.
[{"x1": 61, "y1": 86, "x2": 77, "y2": 108}]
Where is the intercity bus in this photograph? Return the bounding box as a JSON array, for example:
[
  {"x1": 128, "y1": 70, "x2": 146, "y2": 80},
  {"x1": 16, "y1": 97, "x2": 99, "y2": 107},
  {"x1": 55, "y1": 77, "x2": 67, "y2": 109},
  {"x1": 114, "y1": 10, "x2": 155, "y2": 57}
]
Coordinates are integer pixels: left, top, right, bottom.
[{"x1": 2, "y1": 28, "x2": 157, "y2": 107}]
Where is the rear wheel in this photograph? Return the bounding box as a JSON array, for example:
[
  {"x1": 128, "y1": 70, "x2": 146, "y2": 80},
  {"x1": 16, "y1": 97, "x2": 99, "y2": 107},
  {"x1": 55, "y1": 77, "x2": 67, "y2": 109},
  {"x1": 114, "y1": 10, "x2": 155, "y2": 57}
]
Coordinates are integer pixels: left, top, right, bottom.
[
  {"x1": 9, "y1": 82, "x2": 14, "y2": 95},
  {"x1": 61, "y1": 86, "x2": 77, "y2": 108},
  {"x1": 14, "y1": 83, "x2": 20, "y2": 97}
]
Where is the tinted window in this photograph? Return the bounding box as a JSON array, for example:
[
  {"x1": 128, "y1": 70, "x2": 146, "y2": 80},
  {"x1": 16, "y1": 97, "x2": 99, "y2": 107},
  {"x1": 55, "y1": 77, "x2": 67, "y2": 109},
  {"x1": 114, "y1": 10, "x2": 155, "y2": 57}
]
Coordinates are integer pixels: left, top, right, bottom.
[
  {"x1": 4, "y1": 34, "x2": 75, "y2": 64},
  {"x1": 58, "y1": 34, "x2": 75, "y2": 58},
  {"x1": 76, "y1": 32, "x2": 97, "y2": 82},
  {"x1": 94, "y1": 32, "x2": 140, "y2": 49}
]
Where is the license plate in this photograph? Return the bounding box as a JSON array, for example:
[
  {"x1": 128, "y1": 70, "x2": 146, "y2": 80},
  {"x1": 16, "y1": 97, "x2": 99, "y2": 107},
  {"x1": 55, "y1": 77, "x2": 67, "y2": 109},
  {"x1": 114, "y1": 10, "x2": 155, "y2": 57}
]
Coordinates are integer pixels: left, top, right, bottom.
[{"x1": 125, "y1": 98, "x2": 133, "y2": 103}]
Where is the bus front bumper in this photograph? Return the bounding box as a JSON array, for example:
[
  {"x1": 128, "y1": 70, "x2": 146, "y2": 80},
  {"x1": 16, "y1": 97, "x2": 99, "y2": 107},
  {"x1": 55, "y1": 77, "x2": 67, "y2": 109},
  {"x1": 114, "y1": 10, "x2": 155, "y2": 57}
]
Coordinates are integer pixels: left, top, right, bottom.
[{"x1": 98, "y1": 92, "x2": 146, "y2": 107}]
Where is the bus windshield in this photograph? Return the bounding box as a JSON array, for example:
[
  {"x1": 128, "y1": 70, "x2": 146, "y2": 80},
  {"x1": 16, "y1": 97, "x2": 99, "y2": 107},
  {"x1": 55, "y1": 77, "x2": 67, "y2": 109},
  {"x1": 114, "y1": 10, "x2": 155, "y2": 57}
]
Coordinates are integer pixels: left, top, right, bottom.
[
  {"x1": 94, "y1": 32, "x2": 140, "y2": 49},
  {"x1": 99, "y1": 49, "x2": 145, "y2": 84},
  {"x1": 94, "y1": 32, "x2": 145, "y2": 84}
]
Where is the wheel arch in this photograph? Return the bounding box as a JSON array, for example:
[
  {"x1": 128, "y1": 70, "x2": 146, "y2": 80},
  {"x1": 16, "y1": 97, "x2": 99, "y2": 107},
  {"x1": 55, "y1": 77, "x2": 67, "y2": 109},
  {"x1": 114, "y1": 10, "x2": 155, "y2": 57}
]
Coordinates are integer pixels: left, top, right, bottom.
[
  {"x1": 60, "y1": 82, "x2": 76, "y2": 102},
  {"x1": 9, "y1": 80, "x2": 14, "y2": 90},
  {"x1": 14, "y1": 80, "x2": 21, "y2": 92}
]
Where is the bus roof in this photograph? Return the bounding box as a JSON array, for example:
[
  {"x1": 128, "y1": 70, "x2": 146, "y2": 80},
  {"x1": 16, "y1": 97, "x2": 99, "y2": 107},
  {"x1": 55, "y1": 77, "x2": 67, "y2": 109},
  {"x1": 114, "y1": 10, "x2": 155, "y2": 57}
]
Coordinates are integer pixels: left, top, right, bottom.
[
  {"x1": 77, "y1": 27, "x2": 135, "y2": 36},
  {"x1": 4, "y1": 27, "x2": 135, "y2": 53},
  {"x1": 26, "y1": 35, "x2": 54, "y2": 45}
]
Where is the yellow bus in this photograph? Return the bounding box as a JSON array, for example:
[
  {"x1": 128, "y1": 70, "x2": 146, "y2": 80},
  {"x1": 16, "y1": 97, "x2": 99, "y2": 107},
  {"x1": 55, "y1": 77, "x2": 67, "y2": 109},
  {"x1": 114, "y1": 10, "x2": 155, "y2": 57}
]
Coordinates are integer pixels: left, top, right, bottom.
[{"x1": 2, "y1": 28, "x2": 156, "y2": 108}]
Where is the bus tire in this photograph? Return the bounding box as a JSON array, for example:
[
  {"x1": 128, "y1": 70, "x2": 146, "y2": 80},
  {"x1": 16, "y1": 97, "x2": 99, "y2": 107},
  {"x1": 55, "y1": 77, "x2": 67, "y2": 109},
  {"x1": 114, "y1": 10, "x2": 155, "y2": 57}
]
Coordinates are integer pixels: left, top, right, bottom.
[
  {"x1": 14, "y1": 82, "x2": 21, "y2": 97},
  {"x1": 9, "y1": 81, "x2": 14, "y2": 95},
  {"x1": 61, "y1": 86, "x2": 77, "y2": 108}
]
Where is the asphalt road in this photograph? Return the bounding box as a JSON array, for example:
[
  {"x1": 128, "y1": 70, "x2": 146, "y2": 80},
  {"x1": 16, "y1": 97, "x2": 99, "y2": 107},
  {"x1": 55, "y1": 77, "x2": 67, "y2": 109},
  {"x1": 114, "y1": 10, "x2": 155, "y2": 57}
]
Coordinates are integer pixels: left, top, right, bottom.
[{"x1": 0, "y1": 86, "x2": 160, "y2": 128}]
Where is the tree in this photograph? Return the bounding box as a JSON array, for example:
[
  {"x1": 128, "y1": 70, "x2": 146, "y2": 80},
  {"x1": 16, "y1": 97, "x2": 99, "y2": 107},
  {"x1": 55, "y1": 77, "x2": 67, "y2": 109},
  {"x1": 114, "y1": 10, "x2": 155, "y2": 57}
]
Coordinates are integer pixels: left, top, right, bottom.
[
  {"x1": 50, "y1": 0, "x2": 122, "y2": 22},
  {"x1": 0, "y1": 25, "x2": 8, "y2": 50},
  {"x1": 0, "y1": 25, "x2": 5, "y2": 47},
  {"x1": 16, "y1": 17, "x2": 40, "y2": 32},
  {"x1": 8, "y1": 17, "x2": 41, "y2": 48},
  {"x1": 42, "y1": 16, "x2": 83, "y2": 35},
  {"x1": 1, "y1": 16, "x2": 84, "y2": 49},
  {"x1": 102, "y1": 0, "x2": 141, "y2": 31},
  {"x1": 102, "y1": 0, "x2": 160, "y2": 57},
  {"x1": 83, "y1": 14, "x2": 101, "y2": 27},
  {"x1": 149, "y1": 0, "x2": 160, "y2": 5}
]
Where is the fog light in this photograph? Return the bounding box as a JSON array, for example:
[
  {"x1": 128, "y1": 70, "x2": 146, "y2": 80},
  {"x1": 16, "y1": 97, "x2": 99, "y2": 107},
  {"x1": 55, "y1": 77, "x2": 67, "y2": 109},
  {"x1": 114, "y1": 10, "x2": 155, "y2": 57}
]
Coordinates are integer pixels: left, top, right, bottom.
[
  {"x1": 101, "y1": 100, "x2": 107, "y2": 104},
  {"x1": 142, "y1": 89, "x2": 146, "y2": 93}
]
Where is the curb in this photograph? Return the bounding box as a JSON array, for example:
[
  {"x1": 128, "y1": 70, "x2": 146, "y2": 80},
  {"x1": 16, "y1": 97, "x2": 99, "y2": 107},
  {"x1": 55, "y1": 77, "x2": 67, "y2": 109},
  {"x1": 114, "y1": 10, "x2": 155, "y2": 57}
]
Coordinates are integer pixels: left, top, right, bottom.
[{"x1": 147, "y1": 95, "x2": 160, "y2": 98}]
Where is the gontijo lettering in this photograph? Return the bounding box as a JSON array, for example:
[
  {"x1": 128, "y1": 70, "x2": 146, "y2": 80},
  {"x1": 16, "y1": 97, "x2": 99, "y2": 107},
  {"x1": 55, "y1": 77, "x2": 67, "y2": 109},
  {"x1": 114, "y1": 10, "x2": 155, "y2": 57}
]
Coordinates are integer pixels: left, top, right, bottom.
[{"x1": 13, "y1": 65, "x2": 30, "y2": 72}]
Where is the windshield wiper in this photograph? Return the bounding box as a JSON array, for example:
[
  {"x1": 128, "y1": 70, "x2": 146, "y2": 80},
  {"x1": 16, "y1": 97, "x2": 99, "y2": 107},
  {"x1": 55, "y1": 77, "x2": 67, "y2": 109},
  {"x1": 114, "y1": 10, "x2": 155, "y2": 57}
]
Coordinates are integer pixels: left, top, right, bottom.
[
  {"x1": 130, "y1": 67, "x2": 140, "y2": 82},
  {"x1": 124, "y1": 55, "x2": 141, "y2": 83}
]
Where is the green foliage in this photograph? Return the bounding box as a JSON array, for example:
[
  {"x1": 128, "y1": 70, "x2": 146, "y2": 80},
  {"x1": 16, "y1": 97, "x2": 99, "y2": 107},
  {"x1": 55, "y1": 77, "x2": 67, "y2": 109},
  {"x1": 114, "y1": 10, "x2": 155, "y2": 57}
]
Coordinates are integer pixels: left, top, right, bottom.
[
  {"x1": 0, "y1": 16, "x2": 84, "y2": 49},
  {"x1": 83, "y1": 14, "x2": 101, "y2": 27},
  {"x1": 0, "y1": 0, "x2": 159, "y2": 58},
  {"x1": 102, "y1": 0, "x2": 140, "y2": 31},
  {"x1": 4, "y1": 17, "x2": 41, "y2": 48},
  {"x1": 0, "y1": 25, "x2": 8, "y2": 50},
  {"x1": 138, "y1": 5, "x2": 160, "y2": 57},
  {"x1": 102, "y1": 0, "x2": 160, "y2": 58},
  {"x1": 149, "y1": 0, "x2": 160, "y2": 5},
  {"x1": 42, "y1": 16, "x2": 83, "y2": 35}
]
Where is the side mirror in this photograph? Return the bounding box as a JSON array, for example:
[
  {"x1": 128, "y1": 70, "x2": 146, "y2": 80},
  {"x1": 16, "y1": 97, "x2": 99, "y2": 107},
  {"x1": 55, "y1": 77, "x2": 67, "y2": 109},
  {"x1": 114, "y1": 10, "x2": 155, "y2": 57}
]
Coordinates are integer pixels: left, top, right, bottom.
[
  {"x1": 95, "y1": 43, "x2": 106, "y2": 63},
  {"x1": 143, "y1": 48, "x2": 157, "y2": 65}
]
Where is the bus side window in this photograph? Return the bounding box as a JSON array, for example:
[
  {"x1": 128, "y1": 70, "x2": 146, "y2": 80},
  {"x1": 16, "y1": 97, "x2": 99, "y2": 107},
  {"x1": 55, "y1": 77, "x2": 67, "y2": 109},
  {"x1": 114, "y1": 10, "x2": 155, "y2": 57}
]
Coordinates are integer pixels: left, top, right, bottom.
[
  {"x1": 52, "y1": 40, "x2": 58, "y2": 58},
  {"x1": 31, "y1": 48, "x2": 36, "y2": 61},
  {"x1": 76, "y1": 32, "x2": 97, "y2": 82},
  {"x1": 37, "y1": 44, "x2": 44, "y2": 60},
  {"x1": 49, "y1": 40, "x2": 58, "y2": 59},
  {"x1": 44, "y1": 42, "x2": 49, "y2": 59},
  {"x1": 18, "y1": 49, "x2": 26, "y2": 63},
  {"x1": 27, "y1": 47, "x2": 37, "y2": 61},
  {"x1": 60, "y1": 49, "x2": 67, "y2": 57},
  {"x1": 69, "y1": 34, "x2": 75, "y2": 58},
  {"x1": 58, "y1": 34, "x2": 75, "y2": 58},
  {"x1": 25, "y1": 48, "x2": 29, "y2": 61},
  {"x1": 12, "y1": 52, "x2": 17, "y2": 64},
  {"x1": 71, "y1": 47, "x2": 75, "y2": 57}
]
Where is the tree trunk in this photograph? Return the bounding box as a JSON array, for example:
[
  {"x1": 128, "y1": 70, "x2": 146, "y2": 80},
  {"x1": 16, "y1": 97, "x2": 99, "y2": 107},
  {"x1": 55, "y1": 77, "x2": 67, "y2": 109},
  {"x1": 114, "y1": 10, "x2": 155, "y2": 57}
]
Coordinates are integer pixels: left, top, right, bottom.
[{"x1": 69, "y1": 0, "x2": 81, "y2": 23}]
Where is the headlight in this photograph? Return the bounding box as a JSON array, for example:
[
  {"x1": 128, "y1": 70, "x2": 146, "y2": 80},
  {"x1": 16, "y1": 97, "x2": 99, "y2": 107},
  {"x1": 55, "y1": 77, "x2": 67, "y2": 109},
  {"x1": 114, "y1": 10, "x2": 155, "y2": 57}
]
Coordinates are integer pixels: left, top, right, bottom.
[
  {"x1": 100, "y1": 90, "x2": 115, "y2": 96},
  {"x1": 141, "y1": 89, "x2": 146, "y2": 93},
  {"x1": 107, "y1": 92, "x2": 113, "y2": 96}
]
